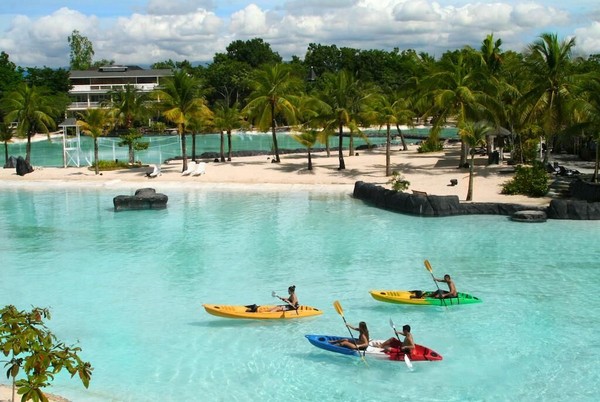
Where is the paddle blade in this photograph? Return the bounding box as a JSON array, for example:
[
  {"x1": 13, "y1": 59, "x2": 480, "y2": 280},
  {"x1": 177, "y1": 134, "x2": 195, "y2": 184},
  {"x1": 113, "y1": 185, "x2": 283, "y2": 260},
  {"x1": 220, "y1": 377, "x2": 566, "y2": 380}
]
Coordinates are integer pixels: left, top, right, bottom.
[
  {"x1": 404, "y1": 354, "x2": 413, "y2": 370},
  {"x1": 389, "y1": 318, "x2": 396, "y2": 330},
  {"x1": 424, "y1": 259, "x2": 433, "y2": 273},
  {"x1": 271, "y1": 291, "x2": 277, "y2": 298},
  {"x1": 333, "y1": 300, "x2": 344, "y2": 316}
]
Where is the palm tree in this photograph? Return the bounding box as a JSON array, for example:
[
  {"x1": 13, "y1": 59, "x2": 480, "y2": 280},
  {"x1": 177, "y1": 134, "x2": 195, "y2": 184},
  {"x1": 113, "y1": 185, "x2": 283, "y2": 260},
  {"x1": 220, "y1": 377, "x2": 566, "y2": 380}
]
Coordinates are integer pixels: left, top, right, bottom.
[
  {"x1": 0, "y1": 83, "x2": 60, "y2": 163},
  {"x1": 77, "y1": 108, "x2": 113, "y2": 175},
  {"x1": 292, "y1": 130, "x2": 318, "y2": 170},
  {"x1": 243, "y1": 64, "x2": 302, "y2": 163},
  {"x1": 0, "y1": 121, "x2": 13, "y2": 165},
  {"x1": 106, "y1": 84, "x2": 150, "y2": 129},
  {"x1": 422, "y1": 51, "x2": 498, "y2": 166},
  {"x1": 365, "y1": 90, "x2": 415, "y2": 176},
  {"x1": 213, "y1": 102, "x2": 247, "y2": 161},
  {"x1": 521, "y1": 33, "x2": 578, "y2": 164},
  {"x1": 574, "y1": 77, "x2": 600, "y2": 182},
  {"x1": 317, "y1": 70, "x2": 369, "y2": 170},
  {"x1": 154, "y1": 70, "x2": 211, "y2": 172},
  {"x1": 461, "y1": 121, "x2": 492, "y2": 201}
]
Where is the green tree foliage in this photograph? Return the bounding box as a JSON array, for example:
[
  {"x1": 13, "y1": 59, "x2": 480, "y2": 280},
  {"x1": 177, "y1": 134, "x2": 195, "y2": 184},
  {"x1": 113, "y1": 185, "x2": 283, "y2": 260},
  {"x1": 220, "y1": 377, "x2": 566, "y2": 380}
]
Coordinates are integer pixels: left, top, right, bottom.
[
  {"x1": 461, "y1": 121, "x2": 492, "y2": 201},
  {"x1": 0, "y1": 121, "x2": 13, "y2": 164},
  {"x1": 213, "y1": 102, "x2": 247, "y2": 161},
  {"x1": 219, "y1": 38, "x2": 282, "y2": 69},
  {"x1": 204, "y1": 58, "x2": 252, "y2": 106},
  {"x1": 387, "y1": 171, "x2": 410, "y2": 191},
  {"x1": 501, "y1": 162, "x2": 550, "y2": 197},
  {"x1": 154, "y1": 70, "x2": 212, "y2": 172},
  {"x1": 24, "y1": 67, "x2": 71, "y2": 94},
  {"x1": 0, "y1": 52, "x2": 23, "y2": 96},
  {"x1": 243, "y1": 63, "x2": 303, "y2": 163},
  {"x1": 106, "y1": 85, "x2": 150, "y2": 129},
  {"x1": 118, "y1": 128, "x2": 149, "y2": 165},
  {"x1": 0, "y1": 305, "x2": 92, "y2": 402},
  {"x1": 77, "y1": 108, "x2": 113, "y2": 174},
  {"x1": 68, "y1": 30, "x2": 94, "y2": 70},
  {"x1": 0, "y1": 83, "x2": 63, "y2": 163}
]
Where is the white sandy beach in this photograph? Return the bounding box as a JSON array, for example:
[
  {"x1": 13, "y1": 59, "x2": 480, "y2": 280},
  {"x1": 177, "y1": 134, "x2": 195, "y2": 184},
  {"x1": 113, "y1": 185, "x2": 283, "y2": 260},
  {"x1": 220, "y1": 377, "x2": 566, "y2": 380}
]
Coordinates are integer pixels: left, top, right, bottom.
[{"x1": 0, "y1": 144, "x2": 557, "y2": 206}]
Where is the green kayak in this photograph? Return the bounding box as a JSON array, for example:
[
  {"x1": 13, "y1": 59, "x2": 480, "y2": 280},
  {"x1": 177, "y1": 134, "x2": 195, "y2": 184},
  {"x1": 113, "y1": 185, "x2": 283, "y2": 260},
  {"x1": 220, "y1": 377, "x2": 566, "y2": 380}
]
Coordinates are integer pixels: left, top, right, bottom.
[{"x1": 370, "y1": 290, "x2": 482, "y2": 306}]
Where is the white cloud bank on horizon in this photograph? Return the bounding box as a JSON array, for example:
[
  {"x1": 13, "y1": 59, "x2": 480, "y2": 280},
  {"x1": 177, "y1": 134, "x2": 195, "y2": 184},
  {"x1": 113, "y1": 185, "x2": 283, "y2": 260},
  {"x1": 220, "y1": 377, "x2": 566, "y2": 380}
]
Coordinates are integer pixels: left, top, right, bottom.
[{"x1": 0, "y1": 0, "x2": 599, "y2": 68}]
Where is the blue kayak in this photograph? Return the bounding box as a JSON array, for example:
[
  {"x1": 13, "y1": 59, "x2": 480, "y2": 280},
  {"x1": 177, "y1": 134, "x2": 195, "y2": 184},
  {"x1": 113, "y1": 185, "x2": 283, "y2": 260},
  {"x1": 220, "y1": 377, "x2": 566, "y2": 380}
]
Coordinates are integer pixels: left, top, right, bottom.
[{"x1": 305, "y1": 334, "x2": 443, "y2": 362}]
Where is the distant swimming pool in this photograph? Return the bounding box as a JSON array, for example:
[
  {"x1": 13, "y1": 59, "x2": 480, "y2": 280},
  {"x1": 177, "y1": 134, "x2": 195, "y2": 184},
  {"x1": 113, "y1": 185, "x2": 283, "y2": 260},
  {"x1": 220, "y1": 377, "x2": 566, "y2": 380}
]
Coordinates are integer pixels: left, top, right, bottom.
[
  {"x1": 1, "y1": 127, "x2": 456, "y2": 167},
  {"x1": 1, "y1": 187, "x2": 597, "y2": 401}
]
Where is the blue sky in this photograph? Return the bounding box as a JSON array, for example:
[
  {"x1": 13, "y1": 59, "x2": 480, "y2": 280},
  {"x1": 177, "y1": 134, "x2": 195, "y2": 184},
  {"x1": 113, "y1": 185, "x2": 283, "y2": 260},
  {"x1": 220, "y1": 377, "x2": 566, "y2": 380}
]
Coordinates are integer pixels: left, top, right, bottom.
[{"x1": 1, "y1": 0, "x2": 599, "y2": 68}]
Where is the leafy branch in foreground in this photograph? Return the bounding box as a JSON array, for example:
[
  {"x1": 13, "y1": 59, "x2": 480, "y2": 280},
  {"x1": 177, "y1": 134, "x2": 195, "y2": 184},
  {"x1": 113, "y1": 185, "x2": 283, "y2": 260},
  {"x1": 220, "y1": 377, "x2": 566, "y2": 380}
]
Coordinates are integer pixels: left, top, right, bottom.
[{"x1": 1, "y1": 305, "x2": 92, "y2": 402}]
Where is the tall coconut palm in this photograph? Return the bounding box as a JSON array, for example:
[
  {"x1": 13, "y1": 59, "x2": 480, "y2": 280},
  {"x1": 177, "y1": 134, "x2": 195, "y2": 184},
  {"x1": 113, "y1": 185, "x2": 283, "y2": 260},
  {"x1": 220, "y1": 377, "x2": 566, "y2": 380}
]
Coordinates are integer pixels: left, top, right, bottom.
[
  {"x1": 461, "y1": 121, "x2": 492, "y2": 201},
  {"x1": 422, "y1": 52, "x2": 499, "y2": 166},
  {"x1": 213, "y1": 102, "x2": 247, "y2": 162},
  {"x1": 521, "y1": 33, "x2": 578, "y2": 164},
  {"x1": 77, "y1": 108, "x2": 113, "y2": 175},
  {"x1": 243, "y1": 64, "x2": 303, "y2": 163},
  {"x1": 364, "y1": 90, "x2": 415, "y2": 176},
  {"x1": 0, "y1": 83, "x2": 60, "y2": 163},
  {"x1": 573, "y1": 77, "x2": 600, "y2": 182},
  {"x1": 154, "y1": 70, "x2": 211, "y2": 172},
  {"x1": 317, "y1": 70, "x2": 369, "y2": 170}
]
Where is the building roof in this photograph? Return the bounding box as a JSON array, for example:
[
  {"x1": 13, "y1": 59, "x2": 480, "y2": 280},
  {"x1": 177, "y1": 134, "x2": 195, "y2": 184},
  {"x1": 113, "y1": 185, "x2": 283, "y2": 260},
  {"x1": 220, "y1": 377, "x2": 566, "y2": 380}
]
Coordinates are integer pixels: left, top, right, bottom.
[{"x1": 70, "y1": 66, "x2": 172, "y2": 79}]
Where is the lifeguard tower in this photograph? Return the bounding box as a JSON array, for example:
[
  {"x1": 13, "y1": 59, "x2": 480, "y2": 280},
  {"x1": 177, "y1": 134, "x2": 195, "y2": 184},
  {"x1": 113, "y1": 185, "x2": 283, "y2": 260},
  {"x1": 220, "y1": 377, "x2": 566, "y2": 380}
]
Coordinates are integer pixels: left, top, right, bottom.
[{"x1": 59, "y1": 117, "x2": 82, "y2": 167}]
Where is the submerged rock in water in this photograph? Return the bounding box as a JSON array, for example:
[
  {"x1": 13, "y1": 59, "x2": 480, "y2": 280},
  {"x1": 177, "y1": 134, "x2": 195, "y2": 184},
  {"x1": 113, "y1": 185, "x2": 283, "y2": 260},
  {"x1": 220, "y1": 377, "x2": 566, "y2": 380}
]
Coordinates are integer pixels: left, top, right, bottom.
[{"x1": 113, "y1": 188, "x2": 168, "y2": 211}]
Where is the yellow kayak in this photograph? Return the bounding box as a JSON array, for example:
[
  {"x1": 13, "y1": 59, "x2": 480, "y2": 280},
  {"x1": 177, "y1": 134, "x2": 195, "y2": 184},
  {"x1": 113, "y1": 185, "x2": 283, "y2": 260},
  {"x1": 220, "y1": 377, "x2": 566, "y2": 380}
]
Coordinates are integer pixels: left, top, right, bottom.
[
  {"x1": 202, "y1": 304, "x2": 323, "y2": 319},
  {"x1": 369, "y1": 290, "x2": 482, "y2": 306}
]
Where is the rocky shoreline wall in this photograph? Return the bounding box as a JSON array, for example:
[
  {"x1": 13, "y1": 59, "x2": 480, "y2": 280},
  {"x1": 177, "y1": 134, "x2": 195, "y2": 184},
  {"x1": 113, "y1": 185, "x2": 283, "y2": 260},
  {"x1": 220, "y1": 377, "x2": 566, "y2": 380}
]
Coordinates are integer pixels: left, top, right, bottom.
[{"x1": 353, "y1": 181, "x2": 600, "y2": 220}]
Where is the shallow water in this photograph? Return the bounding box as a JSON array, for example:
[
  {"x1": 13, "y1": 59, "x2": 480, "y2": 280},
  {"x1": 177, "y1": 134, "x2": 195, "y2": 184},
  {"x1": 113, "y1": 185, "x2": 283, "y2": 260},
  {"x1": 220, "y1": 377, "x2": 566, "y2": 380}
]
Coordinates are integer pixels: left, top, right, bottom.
[{"x1": 0, "y1": 188, "x2": 598, "y2": 401}]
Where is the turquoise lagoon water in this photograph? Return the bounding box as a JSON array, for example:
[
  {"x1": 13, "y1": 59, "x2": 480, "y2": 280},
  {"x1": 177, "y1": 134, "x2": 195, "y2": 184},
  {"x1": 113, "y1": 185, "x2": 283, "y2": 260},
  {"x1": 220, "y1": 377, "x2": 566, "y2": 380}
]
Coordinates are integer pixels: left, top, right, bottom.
[
  {"x1": 0, "y1": 127, "x2": 451, "y2": 167},
  {"x1": 0, "y1": 187, "x2": 598, "y2": 402}
]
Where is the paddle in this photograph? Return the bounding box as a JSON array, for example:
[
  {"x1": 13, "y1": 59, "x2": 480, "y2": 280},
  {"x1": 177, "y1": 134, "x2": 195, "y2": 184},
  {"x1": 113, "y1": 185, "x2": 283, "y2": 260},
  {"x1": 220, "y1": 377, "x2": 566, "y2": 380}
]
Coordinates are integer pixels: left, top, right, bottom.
[
  {"x1": 272, "y1": 291, "x2": 299, "y2": 315},
  {"x1": 424, "y1": 259, "x2": 447, "y2": 309},
  {"x1": 333, "y1": 300, "x2": 367, "y2": 365},
  {"x1": 389, "y1": 318, "x2": 413, "y2": 370}
]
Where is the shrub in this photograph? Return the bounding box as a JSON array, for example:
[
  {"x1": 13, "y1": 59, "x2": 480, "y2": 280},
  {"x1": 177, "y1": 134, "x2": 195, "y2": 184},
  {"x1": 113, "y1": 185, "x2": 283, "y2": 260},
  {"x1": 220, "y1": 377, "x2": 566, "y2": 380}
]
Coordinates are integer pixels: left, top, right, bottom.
[
  {"x1": 417, "y1": 138, "x2": 443, "y2": 153},
  {"x1": 501, "y1": 161, "x2": 549, "y2": 197},
  {"x1": 388, "y1": 171, "x2": 410, "y2": 191}
]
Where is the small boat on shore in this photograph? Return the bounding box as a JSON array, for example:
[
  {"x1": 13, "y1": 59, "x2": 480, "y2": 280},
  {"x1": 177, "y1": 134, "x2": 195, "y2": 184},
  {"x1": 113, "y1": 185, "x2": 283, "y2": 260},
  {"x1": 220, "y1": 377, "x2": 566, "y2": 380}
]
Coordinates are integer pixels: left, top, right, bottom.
[
  {"x1": 305, "y1": 334, "x2": 443, "y2": 362},
  {"x1": 369, "y1": 290, "x2": 482, "y2": 306},
  {"x1": 202, "y1": 304, "x2": 323, "y2": 319}
]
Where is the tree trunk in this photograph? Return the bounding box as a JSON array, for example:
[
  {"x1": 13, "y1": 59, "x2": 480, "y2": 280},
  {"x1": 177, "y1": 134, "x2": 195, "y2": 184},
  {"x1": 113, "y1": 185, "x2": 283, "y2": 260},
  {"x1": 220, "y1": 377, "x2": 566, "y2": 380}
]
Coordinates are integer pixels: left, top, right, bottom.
[
  {"x1": 128, "y1": 144, "x2": 134, "y2": 164},
  {"x1": 94, "y1": 138, "x2": 99, "y2": 175},
  {"x1": 458, "y1": 141, "x2": 467, "y2": 168},
  {"x1": 3, "y1": 141, "x2": 8, "y2": 163},
  {"x1": 325, "y1": 136, "x2": 330, "y2": 157},
  {"x1": 307, "y1": 148, "x2": 312, "y2": 170},
  {"x1": 338, "y1": 123, "x2": 345, "y2": 170},
  {"x1": 271, "y1": 102, "x2": 280, "y2": 162},
  {"x1": 227, "y1": 130, "x2": 232, "y2": 161},
  {"x1": 385, "y1": 123, "x2": 391, "y2": 177},
  {"x1": 348, "y1": 132, "x2": 354, "y2": 157},
  {"x1": 466, "y1": 154, "x2": 475, "y2": 201},
  {"x1": 180, "y1": 125, "x2": 188, "y2": 173},
  {"x1": 593, "y1": 139, "x2": 599, "y2": 183},
  {"x1": 220, "y1": 131, "x2": 225, "y2": 162},
  {"x1": 395, "y1": 123, "x2": 408, "y2": 151},
  {"x1": 191, "y1": 133, "x2": 197, "y2": 161},
  {"x1": 26, "y1": 129, "x2": 33, "y2": 163}
]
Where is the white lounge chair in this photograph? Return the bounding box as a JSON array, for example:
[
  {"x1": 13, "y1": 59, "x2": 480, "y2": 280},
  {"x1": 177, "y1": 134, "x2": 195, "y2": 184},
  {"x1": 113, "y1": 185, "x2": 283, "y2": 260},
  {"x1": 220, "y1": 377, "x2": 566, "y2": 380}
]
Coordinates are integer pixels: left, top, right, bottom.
[
  {"x1": 181, "y1": 161, "x2": 196, "y2": 176},
  {"x1": 146, "y1": 164, "x2": 161, "y2": 178},
  {"x1": 192, "y1": 162, "x2": 206, "y2": 176}
]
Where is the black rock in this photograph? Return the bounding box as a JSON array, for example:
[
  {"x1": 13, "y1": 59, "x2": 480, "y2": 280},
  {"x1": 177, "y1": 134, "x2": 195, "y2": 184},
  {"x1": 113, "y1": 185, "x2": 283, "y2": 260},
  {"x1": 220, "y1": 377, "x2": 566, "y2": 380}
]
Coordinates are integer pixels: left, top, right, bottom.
[
  {"x1": 113, "y1": 188, "x2": 168, "y2": 211},
  {"x1": 15, "y1": 156, "x2": 34, "y2": 176}
]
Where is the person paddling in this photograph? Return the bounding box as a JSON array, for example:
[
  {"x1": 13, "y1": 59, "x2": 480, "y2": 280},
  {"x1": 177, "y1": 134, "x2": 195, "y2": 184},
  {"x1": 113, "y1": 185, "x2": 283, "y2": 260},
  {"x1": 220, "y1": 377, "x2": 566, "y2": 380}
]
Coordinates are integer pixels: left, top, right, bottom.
[
  {"x1": 270, "y1": 285, "x2": 299, "y2": 312},
  {"x1": 330, "y1": 321, "x2": 370, "y2": 350},
  {"x1": 379, "y1": 324, "x2": 415, "y2": 355},
  {"x1": 432, "y1": 274, "x2": 457, "y2": 298}
]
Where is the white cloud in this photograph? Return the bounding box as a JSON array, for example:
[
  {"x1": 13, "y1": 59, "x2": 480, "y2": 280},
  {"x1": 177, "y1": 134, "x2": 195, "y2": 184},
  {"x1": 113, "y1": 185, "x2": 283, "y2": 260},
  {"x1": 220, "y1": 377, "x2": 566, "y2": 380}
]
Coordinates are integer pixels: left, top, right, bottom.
[
  {"x1": 574, "y1": 21, "x2": 600, "y2": 56},
  {"x1": 229, "y1": 4, "x2": 270, "y2": 36},
  {"x1": 0, "y1": 1, "x2": 598, "y2": 67}
]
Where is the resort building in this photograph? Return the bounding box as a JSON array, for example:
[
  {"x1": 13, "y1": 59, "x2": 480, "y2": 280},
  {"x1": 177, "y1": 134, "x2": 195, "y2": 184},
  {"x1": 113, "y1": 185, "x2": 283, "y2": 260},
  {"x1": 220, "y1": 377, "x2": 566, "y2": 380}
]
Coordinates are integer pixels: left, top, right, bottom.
[{"x1": 68, "y1": 65, "x2": 172, "y2": 111}]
